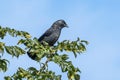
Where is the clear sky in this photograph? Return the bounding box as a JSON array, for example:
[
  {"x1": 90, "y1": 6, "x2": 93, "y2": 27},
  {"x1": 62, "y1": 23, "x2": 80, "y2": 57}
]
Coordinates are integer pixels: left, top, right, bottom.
[{"x1": 0, "y1": 0, "x2": 120, "y2": 80}]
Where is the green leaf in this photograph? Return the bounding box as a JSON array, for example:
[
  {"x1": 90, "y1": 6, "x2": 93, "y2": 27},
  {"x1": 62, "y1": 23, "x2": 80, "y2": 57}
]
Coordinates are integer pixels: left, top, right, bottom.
[
  {"x1": 28, "y1": 67, "x2": 37, "y2": 72},
  {"x1": 4, "y1": 76, "x2": 12, "y2": 80},
  {"x1": 74, "y1": 74, "x2": 80, "y2": 80},
  {"x1": 0, "y1": 58, "x2": 9, "y2": 72},
  {"x1": 81, "y1": 40, "x2": 89, "y2": 45},
  {"x1": 0, "y1": 42, "x2": 5, "y2": 54}
]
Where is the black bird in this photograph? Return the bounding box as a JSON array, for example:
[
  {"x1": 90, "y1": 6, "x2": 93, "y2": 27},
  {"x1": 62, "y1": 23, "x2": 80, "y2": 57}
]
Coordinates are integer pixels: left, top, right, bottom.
[{"x1": 27, "y1": 20, "x2": 68, "y2": 60}]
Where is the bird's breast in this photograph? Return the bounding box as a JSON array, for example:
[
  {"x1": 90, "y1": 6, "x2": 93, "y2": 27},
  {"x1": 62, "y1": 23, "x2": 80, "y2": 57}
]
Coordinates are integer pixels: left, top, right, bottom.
[{"x1": 46, "y1": 30, "x2": 61, "y2": 46}]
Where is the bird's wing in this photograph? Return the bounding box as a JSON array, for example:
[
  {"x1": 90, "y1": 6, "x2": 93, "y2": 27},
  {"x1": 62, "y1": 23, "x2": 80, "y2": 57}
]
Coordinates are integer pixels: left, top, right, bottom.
[{"x1": 38, "y1": 28, "x2": 53, "y2": 42}]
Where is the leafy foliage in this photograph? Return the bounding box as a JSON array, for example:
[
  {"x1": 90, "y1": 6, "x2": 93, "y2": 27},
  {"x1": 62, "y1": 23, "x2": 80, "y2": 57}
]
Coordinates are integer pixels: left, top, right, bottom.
[
  {"x1": 5, "y1": 67, "x2": 61, "y2": 80},
  {"x1": 5, "y1": 46, "x2": 25, "y2": 57},
  {"x1": 0, "y1": 26, "x2": 88, "y2": 80},
  {"x1": 0, "y1": 26, "x2": 31, "y2": 39},
  {"x1": 52, "y1": 54, "x2": 81, "y2": 80}
]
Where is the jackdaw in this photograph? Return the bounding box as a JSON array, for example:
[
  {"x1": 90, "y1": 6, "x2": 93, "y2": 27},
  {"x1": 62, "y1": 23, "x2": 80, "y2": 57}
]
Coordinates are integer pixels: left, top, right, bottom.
[{"x1": 27, "y1": 20, "x2": 68, "y2": 60}]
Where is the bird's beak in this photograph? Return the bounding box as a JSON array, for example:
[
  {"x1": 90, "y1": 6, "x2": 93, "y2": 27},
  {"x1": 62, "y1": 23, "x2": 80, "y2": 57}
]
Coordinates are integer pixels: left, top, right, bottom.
[{"x1": 65, "y1": 24, "x2": 69, "y2": 28}]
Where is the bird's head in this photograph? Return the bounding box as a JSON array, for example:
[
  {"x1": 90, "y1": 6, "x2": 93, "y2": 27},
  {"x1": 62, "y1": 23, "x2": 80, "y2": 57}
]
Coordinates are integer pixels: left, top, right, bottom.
[{"x1": 52, "y1": 19, "x2": 68, "y2": 29}]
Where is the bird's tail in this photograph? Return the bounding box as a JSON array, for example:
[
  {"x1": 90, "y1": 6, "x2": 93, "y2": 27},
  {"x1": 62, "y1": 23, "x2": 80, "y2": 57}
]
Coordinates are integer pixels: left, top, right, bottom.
[{"x1": 27, "y1": 49, "x2": 37, "y2": 60}]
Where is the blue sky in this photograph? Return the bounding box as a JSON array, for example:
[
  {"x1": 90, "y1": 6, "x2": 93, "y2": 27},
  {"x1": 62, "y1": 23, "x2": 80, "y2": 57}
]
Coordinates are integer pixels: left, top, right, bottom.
[{"x1": 0, "y1": 0, "x2": 120, "y2": 80}]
